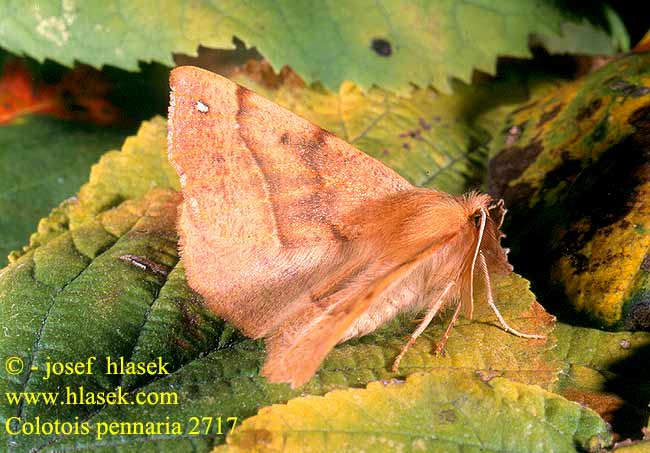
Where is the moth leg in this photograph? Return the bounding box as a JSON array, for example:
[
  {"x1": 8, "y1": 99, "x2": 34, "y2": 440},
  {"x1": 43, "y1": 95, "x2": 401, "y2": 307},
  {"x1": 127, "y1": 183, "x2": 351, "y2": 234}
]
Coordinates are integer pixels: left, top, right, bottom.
[
  {"x1": 391, "y1": 281, "x2": 454, "y2": 372},
  {"x1": 434, "y1": 298, "x2": 463, "y2": 355},
  {"x1": 479, "y1": 252, "x2": 545, "y2": 340}
]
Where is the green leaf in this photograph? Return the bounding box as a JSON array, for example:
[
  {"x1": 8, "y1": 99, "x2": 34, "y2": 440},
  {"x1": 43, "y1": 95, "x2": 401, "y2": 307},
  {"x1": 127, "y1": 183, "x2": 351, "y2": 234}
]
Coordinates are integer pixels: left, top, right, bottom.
[
  {"x1": 8, "y1": 116, "x2": 176, "y2": 261},
  {"x1": 486, "y1": 51, "x2": 650, "y2": 329},
  {"x1": 69, "y1": 116, "x2": 179, "y2": 227},
  {"x1": 551, "y1": 323, "x2": 650, "y2": 439},
  {"x1": 0, "y1": 0, "x2": 624, "y2": 92},
  {"x1": 0, "y1": 115, "x2": 128, "y2": 264},
  {"x1": 217, "y1": 371, "x2": 611, "y2": 453}
]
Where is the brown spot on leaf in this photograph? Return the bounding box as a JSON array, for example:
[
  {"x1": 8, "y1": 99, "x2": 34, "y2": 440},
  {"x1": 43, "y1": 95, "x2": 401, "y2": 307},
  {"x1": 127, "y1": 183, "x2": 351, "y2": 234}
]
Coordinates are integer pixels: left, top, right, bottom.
[
  {"x1": 510, "y1": 100, "x2": 539, "y2": 115},
  {"x1": 488, "y1": 139, "x2": 543, "y2": 199},
  {"x1": 418, "y1": 118, "x2": 431, "y2": 130},
  {"x1": 536, "y1": 104, "x2": 562, "y2": 128},
  {"x1": 475, "y1": 369, "x2": 502, "y2": 382},
  {"x1": 571, "y1": 253, "x2": 589, "y2": 274},
  {"x1": 629, "y1": 105, "x2": 650, "y2": 131},
  {"x1": 576, "y1": 98, "x2": 603, "y2": 121},
  {"x1": 562, "y1": 388, "x2": 625, "y2": 428},
  {"x1": 608, "y1": 78, "x2": 650, "y2": 98},
  {"x1": 624, "y1": 299, "x2": 650, "y2": 330},
  {"x1": 438, "y1": 409, "x2": 457, "y2": 423}
]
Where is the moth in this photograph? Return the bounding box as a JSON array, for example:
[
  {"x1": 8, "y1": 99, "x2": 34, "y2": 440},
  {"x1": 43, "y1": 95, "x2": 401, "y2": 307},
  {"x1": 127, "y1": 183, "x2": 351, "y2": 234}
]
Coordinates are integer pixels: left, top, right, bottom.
[{"x1": 168, "y1": 66, "x2": 543, "y2": 388}]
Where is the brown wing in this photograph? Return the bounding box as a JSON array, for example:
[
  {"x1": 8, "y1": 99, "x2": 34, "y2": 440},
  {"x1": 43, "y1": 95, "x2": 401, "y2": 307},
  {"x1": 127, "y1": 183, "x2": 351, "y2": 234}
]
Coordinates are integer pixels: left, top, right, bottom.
[
  {"x1": 168, "y1": 66, "x2": 413, "y2": 338},
  {"x1": 262, "y1": 234, "x2": 456, "y2": 388}
]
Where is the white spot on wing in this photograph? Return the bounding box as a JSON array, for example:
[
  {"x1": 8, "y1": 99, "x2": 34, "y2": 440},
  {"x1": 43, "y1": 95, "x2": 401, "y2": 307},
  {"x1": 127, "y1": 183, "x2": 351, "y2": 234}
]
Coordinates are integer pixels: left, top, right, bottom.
[{"x1": 195, "y1": 100, "x2": 209, "y2": 113}]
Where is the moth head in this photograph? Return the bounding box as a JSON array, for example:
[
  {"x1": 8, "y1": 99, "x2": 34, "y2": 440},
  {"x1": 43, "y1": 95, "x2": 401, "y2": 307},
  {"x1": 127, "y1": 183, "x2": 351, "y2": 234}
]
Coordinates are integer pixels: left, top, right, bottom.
[{"x1": 469, "y1": 196, "x2": 513, "y2": 275}]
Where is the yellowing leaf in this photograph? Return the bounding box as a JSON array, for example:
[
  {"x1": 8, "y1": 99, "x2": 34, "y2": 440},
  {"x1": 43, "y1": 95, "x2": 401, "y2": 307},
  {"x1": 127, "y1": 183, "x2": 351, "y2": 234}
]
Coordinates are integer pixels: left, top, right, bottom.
[
  {"x1": 487, "y1": 52, "x2": 650, "y2": 329},
  {"x1": 314, "y1": 273, "x2": 557, "y2": 390},
  {"x1": 218, "y1": 371, "x2": 611, "y2": 453}
]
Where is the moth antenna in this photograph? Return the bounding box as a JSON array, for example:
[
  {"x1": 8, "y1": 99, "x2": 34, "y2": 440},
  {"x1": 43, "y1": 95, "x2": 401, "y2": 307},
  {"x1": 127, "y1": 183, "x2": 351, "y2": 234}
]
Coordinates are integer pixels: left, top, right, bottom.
[
  {"x1": 479, "y1": 252, "x2": 545, "y2": 340},
  {"x1": 467, "y1": 208, "x2": 488, "y2": 319},
  {"x1": 434, "y1": 298, "x2": 463, "y2": 355},
  {"x1": 391, "y1": 280, "x2": 455, "y2": 372}
]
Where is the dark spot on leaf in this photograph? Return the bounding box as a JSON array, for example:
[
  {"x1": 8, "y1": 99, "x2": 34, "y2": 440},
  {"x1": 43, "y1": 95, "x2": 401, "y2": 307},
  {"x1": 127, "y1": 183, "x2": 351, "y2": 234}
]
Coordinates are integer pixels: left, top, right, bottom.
[
  {"x1": 175, "y1": 337, "x2": 191, "y2": 350},
  {"x1": 537, "y1": 153, "x2": 582, "y2": 196},
  {"x1": 624, "y1": 299, "x2": 650, "y2": 330},
  {"x1": 475, "y1": 369, "x2": 501, "y2": 382},
  {"x1": 438, "y1": 409, "x2": 457, "y2": 423},
  {"x1": 488, "y1": 138, "x2": 543, "y2": 199},
  {"x1": 591, "y1": 120, "x2": 608, "y2": 143},
  {"x1": 419, "y1": 118, "x2": 431, "y2": 130},
  {"x1": 510, "y1": 100, "x2": 539, "y2": 115},
  {"x1": 382, "y1": 149, "x2": 390, "y2": 156},
  {"x1": 571, "y1": 253, "x2": 590, "y2": 274},
  {"x1": 399, "y1": 129, "x2": 421, "y2": 139},
  {"x1": 402, "y1": 143, "x2": 410, "y2": 150},
  {"x1": 619, "y1": 220, "x2": 632, "y2": 230},
  {"x1": 433, "y1": 115, "x2": 441, "y2": 122},
  {"x1": 178, "y1": 301, "x2": 199, "y2": 328},
  {"x1": 536, "y1": 104, "x2": 562, "y2": 128},
  {"x1": 371, "y1": 38, "x2": 392, "y2": 56},
  {"x1": 576, "y1": 98, "x2": 603, "y2": 122},
  {"x1": 628, "y1": 104, "x2": 650, "y2": 128},
  {"x1": 608, "y1": 78, "x2": 650, "y2": 98}
]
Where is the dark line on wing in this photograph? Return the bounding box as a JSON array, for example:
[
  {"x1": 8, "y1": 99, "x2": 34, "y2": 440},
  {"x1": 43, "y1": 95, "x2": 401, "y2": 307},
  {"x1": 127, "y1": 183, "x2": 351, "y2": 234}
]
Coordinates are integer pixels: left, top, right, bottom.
[
  {"x1": 235, "y1": 86, "x2": 290, "y2": 247},
  {"x1": 296, "y1": 128, "x2": 350, "y2": 242}
]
